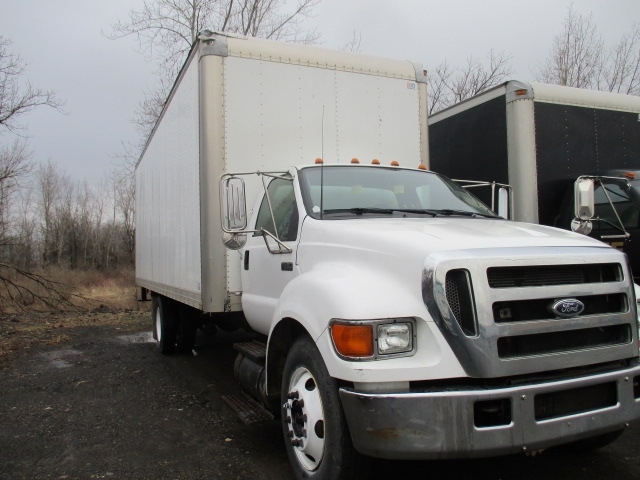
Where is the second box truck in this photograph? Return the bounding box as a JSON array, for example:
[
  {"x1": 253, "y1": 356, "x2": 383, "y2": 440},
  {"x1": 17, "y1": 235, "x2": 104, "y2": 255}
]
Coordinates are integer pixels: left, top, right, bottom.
[{"x1": 428, "y1": 80, "x2": 640, "y2": 282}]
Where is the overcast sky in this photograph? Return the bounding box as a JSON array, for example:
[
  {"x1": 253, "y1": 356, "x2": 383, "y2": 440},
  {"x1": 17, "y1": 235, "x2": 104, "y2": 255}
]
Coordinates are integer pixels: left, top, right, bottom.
[{"x1": 1, "y1": 0, "x2": 639, "y2": 185}]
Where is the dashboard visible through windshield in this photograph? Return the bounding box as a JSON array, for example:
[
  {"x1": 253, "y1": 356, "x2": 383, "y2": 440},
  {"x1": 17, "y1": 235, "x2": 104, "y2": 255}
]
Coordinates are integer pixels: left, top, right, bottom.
[{"x1": 298, "y1": 166, "x2": 498, "y2": 219}]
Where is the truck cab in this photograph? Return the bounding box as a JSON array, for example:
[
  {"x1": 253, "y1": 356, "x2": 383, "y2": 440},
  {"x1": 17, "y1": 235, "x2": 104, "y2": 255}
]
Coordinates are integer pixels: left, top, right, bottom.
[
  {"x1": 555, "y1": 170, "x2": 640, "y2": 283},
  {"x1": 221, "y1": 162, "x2": 640, "y2": 478}
]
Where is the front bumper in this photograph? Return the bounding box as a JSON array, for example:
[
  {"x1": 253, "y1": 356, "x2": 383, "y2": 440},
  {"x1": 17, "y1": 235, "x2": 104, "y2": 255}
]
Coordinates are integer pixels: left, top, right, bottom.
[{"x1": 339, "y1": 363, "x2": 640, "y2": 460}]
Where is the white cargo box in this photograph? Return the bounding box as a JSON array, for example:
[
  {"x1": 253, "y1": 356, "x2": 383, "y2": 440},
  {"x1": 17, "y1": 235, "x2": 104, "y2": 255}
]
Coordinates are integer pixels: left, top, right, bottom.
[{"x1": 136, "y1": 32, "x2": 428, "y2": 313}]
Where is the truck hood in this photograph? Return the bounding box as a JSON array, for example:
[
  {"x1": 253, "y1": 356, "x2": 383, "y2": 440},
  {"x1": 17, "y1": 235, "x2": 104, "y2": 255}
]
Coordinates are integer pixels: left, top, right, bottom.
[{"x1": 302, "y1": 216, "x2": 609, "y2": 255}]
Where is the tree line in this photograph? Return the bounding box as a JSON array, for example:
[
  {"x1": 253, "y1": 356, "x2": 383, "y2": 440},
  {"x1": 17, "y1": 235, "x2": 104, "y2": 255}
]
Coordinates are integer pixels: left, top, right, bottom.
[
  {"x1": 1, "y1": 159, "x2": 134, "y2": 271},
  {"x1": 1, "y1": 1, "x2": 639, "y2": 287}
]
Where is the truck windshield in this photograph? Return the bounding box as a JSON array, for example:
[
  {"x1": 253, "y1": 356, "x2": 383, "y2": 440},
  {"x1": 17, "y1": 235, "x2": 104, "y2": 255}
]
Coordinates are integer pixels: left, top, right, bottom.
[{"x1": 298, "y1": 166, "x2": 498, "y2": 219}]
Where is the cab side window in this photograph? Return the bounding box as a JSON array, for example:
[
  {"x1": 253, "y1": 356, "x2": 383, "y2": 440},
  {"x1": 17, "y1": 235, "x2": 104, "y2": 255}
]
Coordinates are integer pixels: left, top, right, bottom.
[
  {"x1": 594, "y1": 182, "x2": 638, "y2": 229},
  {"x1": 254, "y1": 178, "x2": 299, "y2": 241}
]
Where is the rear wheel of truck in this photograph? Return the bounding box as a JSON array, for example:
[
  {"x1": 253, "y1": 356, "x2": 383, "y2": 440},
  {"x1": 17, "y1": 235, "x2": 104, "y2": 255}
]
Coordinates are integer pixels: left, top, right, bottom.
[
  {"x1": 176, "y1": 305, "x2": 199, "y2": 354},
  {"x1": 152, "y1": 295, "x2": 177, "y2": 354},
  {"x1": 281, "y1": 335, "x2": 370, "y2": 480}
]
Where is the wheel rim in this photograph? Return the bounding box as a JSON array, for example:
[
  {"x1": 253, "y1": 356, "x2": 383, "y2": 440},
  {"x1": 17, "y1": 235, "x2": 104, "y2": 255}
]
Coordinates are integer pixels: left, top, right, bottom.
[
  {"x1": 284, "y1": 366, "x2": 325, "y2": 472},
  {"x1": 155, "y1": 308, "x2": 162, "y2": 343}
]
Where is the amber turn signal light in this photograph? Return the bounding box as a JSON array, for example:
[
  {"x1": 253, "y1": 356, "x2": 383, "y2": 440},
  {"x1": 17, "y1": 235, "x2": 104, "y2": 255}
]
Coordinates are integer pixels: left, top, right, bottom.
[{"x1": 331, "y1": 324, "x2": 374, "y2": 357}]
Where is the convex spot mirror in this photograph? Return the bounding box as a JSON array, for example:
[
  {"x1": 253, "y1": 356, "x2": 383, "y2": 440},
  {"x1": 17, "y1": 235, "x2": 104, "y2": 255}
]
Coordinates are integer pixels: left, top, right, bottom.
[{"x1": 571, "y1": 218, "x2": 593, "y2": 235}]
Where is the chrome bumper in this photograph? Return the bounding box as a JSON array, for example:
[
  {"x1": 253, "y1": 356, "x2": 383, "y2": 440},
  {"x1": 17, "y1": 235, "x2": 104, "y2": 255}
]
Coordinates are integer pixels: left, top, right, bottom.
[{"x1": 339, "y1": 364, "x2": 640, "y2": 460}]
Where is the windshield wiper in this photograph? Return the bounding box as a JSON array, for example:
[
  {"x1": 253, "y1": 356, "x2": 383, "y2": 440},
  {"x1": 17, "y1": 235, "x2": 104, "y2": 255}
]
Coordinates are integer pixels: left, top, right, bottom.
[
  {"x1": 323, "y1": 207, "x2": 395, "y2": 215},
  {"x1": 322, "y1": 207, "x2": 497, "y2": 218},
  {"x1": 427, "y1": 209, "x2": 498, "y2": 218}
]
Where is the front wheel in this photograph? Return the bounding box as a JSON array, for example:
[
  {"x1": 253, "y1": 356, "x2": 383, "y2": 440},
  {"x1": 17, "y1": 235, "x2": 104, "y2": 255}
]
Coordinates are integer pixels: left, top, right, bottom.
[{"x1": 281, "y1": 335, "x2": 370, "y2": 480}]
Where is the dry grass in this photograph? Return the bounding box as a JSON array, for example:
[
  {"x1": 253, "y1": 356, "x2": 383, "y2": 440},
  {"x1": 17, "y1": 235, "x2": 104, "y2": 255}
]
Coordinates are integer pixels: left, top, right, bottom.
[
  {"x1": 0, "y1": 266, "x2": 150, "y2": 369},
  {"x1": 0, "y1": 266, "x2": 142, "y2": 313}
]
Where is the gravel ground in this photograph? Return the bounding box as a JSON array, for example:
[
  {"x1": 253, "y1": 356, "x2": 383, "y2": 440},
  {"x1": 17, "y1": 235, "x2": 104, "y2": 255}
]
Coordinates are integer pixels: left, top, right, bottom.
[
  {"x1": 1, "y1": 311, "x2": 640, "y2": 480},
  {"x1": 0, "y1": 312, "x2": 293, "y2": 480}
]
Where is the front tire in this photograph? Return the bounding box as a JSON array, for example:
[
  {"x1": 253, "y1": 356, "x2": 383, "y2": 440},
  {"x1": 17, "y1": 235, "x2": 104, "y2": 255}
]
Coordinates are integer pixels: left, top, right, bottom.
[{"x1": 281, "y1": 335, "x2": 370, "y2": 480}]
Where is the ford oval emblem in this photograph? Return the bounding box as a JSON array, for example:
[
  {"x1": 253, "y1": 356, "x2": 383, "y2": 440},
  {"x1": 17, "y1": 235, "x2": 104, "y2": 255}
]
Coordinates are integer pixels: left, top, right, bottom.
[{"x1": 550, "y1": 298, "x2": 585, "y2": 318}]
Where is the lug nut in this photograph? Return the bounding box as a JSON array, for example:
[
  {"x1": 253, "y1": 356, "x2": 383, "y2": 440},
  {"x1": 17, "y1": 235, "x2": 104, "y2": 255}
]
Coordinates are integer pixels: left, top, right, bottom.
[
  {"x1": 291, "y1": 439, "x2": 303, "y2": 447},
  {"x1": 285, "y1": 416, "x2": 291, "y2": 424},
  {"x1": 287, "y1": 391, "x2": 299, "y2": 400}
]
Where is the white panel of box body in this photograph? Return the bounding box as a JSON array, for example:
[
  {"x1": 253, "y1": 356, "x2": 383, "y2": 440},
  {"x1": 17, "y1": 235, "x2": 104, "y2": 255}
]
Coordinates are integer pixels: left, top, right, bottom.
[
  {"x1": 135, "y1": 56, "x2": 202, "y2": 307},
  {"x1": 220, "y1": 56, "x2": 423, "y2": 296},
  {"x1": 222, "y1": 56, "x2": 423, "y2": 211}
]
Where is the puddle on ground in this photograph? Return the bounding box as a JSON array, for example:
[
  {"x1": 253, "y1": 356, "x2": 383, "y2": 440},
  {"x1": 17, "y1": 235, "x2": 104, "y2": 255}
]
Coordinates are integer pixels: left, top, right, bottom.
[
  {"x1": 41, "y1": 349, "x2": 82, "y2": 369},
  {"x1": 118, "y1": 331, "x2": 155, "y2": 344}
]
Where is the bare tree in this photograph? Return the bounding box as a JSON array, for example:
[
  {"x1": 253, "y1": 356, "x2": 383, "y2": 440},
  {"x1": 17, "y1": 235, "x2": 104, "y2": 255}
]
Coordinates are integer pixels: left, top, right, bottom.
[
  {"x1": 339, "y1": 30, "x2": 362, "y2": 53},
  {"x1": 428, "y1": 50, "x2": 513, "y2": 114},
  {"x1": 0, "y1": 140, "x2": 31, "y2": 243},
  {"x1": 537, "y1": 5, "x2": 604, "y2": 89},
  {"x1": 36, "y1": 160, "x2": 64, "y2": 267},
  {"x1": 537, "y1": 6, "x2": 640, "y2": 96},
  {"x1": 601, "y1": 23, "x2": 640, "y2": 95},
  {"x1": 0, "y1": 36, "x2": 62, "y2": 134},
  {"x1": 109, "y1": 0, "x2": 321, "y2": 139}
]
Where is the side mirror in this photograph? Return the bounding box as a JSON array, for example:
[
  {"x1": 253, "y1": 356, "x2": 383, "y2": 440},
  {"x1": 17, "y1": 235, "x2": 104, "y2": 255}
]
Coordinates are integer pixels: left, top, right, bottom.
[
  {"x1": 574, "y1": 178, "x2": 595, "y2": 220},
  {"x1": 220, "y1": 176, "x2": 247, "y2": 231},
  {"x1": 220, "y1": 176, "x2": 248, "y2": 250},
  {"x1": 497, "y1": 187, "x2": 510, "y2": 219}
]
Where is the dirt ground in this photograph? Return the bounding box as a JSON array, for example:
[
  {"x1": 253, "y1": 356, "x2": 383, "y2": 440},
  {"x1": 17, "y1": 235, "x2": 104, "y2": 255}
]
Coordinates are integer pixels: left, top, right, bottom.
[
  {"x1": 2, "y1": 310, "x2": 640, "y2": 480},
  {"x1": 0, "y1": 310, "x2": 293, "y2": 480}
]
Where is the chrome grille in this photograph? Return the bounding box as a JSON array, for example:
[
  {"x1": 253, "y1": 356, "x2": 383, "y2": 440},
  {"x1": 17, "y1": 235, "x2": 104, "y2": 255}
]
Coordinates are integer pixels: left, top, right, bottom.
[
  {"x1": 487, "y1": 263, "x2": 621, "y2": 288},
  {"x1": 423, "y1": 247, "x2": 638, "y2": 378},
  {"x1": 497, "y1": 324, "x2": 632, "y2": 358}
]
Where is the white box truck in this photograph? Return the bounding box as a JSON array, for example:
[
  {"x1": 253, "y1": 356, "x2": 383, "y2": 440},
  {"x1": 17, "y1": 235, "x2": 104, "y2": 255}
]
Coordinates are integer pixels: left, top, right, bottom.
[
  {"x1": 428, "y1": 80, "x2": 640, "y2": 283},
  {"x1": 136, "y1": 34, "x2": 640, "y2": 480}
]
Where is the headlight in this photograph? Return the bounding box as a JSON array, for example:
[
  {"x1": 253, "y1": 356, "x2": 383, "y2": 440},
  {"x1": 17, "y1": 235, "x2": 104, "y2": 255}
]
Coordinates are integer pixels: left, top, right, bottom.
[
  {"x1": 378, "y1": 323, "x2": 412, "y2": 355},
  {"x1": 330, "y1": 318, "x2": 416, "y2": 360}
]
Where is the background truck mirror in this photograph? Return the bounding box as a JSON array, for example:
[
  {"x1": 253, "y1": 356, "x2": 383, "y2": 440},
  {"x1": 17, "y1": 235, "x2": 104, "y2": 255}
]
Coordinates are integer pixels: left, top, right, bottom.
[
  {"x1": 498, "y1": 187, "x2": 510, "y2": 219},
  {"x1": 221, "y1": 176, "x2": 248, "y2": 231},
  {"x1": 575, "y1": 178, "x2": 595, "y2": 220}
]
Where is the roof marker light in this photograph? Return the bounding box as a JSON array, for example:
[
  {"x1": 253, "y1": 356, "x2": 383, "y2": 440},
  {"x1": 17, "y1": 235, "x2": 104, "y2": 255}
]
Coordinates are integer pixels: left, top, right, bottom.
[
  {"x1": 418, "y1": 164, "x2": 428, "y2": 170},
  {"x1": 315, "y1": 158, "x2": 323, "y2": 164},
  {"x1": 390, "y1": 160, "x2": 400, "y2": 166},
  {"x1": 514, "y1": 88, "x2": 528, "y2": 96},
  {"x1": 623, "y1": 171, "x2": 636, "y2": 179},
  {"x1": 351, "y1": 158, "x2": 360, "y2": 164},
  {"x1": 372, "y1": 159, "x2": 380, "y2": 165}
]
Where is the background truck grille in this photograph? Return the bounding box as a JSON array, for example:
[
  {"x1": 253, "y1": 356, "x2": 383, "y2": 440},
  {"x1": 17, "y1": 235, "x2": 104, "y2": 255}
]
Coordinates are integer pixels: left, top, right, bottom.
[{"x1": 487, "y1": 263, "x2": 622, "y2": 288}]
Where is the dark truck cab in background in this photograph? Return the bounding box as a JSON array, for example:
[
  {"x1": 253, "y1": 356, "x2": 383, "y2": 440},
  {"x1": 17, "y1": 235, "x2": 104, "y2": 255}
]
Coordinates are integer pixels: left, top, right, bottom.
[
  {"x1": 428, "y1": 80, "x2": 640, "y2": 282},
  {"x1": 557, "y1": 170, "x2": 640, "y2": 283}
]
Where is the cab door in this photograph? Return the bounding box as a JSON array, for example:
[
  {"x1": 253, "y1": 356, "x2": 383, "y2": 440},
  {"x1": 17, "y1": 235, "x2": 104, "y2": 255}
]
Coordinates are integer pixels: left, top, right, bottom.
[{"x1": 241, "y1": 176, "x2": 301, "y2": 333}]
